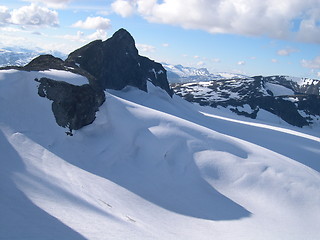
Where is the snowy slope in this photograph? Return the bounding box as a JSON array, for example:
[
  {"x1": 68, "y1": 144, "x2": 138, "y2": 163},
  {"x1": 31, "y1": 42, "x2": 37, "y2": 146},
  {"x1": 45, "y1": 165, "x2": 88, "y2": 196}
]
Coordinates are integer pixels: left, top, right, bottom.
[{"x1": 1, "y1": 70, "x2": 320, "y2": 240}]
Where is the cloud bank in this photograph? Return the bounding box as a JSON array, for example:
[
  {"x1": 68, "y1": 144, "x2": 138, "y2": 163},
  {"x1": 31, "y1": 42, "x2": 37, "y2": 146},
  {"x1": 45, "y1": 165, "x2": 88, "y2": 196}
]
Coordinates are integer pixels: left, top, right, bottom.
[
  {"x1": 0, "y1": 4, "x2": 59, "y2": 27},
  {"x1": 72, "y1": 16, "x2": 111, "y2": 30},
  {"x1": 25, "y1": 0, "x2": 73, "y2": 9},
  {"x1": 111, "y1": 0, "x2": 320, "y2": 43}
]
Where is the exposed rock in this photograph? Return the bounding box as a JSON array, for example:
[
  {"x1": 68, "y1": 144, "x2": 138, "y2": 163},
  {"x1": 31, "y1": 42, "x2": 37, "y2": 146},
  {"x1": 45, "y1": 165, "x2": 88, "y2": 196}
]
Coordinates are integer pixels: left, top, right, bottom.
[
  {"x1": 66, "y1": 28, "x2": 173, "y2": 97},
  {"x1": 24, "y1": 55, "x2": 66, "y2": 71},
  {"x1": 36, "y1": 77, "x2": 105, "y2": 133},
  {"x1": 172, "y1": 77, "x2": 320, "y2": 127}
]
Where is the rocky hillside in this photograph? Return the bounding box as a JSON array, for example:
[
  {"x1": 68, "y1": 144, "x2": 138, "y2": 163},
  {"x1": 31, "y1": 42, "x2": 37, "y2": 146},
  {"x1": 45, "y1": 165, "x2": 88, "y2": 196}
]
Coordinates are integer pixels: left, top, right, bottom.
[{"x1": 172, "y1": 76, "x2": 320, "y2": 127}]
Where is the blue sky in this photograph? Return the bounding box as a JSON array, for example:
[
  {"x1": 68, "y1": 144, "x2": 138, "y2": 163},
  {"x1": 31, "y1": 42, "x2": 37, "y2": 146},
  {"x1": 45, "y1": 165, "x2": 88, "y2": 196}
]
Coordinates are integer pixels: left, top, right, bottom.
[{"x1": 1, "y1": 0, "x2": 320, "y2": 78}]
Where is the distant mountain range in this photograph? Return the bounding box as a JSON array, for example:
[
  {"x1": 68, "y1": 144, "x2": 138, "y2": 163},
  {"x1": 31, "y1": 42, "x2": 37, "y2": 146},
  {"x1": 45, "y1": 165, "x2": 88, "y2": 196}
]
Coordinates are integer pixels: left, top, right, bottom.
[
  {"x1": 162, "y1": 63, "x2": 248, "y2": 83},
  {"x1": 0, "y1": 47, "x2": 66, "y2": 67}
]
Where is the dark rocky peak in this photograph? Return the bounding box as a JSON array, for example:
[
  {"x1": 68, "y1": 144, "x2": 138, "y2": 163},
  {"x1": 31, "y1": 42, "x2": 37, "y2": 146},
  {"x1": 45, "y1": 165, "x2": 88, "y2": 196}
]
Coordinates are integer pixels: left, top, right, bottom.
[
  {"x1": 104, "y1": 28, "x2": 138, "y2": 58},
  {"x1": 66, "y1": 28, "x2": 173, "y2": 97}
]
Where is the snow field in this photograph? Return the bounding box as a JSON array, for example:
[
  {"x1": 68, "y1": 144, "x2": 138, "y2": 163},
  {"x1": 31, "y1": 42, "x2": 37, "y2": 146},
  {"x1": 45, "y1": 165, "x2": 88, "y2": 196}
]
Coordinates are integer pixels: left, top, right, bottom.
[{"x1": 1, "y1": 70, "x2": 320, "y2": 240}]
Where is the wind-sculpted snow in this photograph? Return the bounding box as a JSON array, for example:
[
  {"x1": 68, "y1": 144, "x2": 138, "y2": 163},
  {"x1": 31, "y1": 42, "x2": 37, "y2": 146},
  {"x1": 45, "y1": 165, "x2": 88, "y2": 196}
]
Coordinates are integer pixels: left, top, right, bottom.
[{"x1": 1, "y1": 70, "x2": 320, "y2": 239}]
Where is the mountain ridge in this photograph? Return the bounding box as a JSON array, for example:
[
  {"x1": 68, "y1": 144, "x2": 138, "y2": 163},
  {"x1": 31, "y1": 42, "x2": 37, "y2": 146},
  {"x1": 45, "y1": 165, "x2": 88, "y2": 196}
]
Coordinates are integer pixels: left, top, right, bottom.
[{"x1": 172, "y1": 75, "x2": 320, "y2": 127}]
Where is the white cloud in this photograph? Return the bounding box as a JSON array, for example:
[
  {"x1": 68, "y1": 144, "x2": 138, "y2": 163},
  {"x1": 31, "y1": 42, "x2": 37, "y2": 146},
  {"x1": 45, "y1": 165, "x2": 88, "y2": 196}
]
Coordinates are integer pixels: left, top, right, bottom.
[
  {"x1": 0, "y1": 6, "x2": 10, "y2": 25},
  {"x1": 277, "y1": 48, "x2": 299, "y2": 56},
  {"x1": 136, "y1": 43, "x2": 155, "y2": 53},
  {"x1": 0, "y1": 26, "x2": 23, "y2": 32},
  {"x1": 237, "y1": 61, "x2": 245, "y2": 65},
  {"x1": 111, "y1": 0, "x2": 320, "y2": 43},
  {"x1": 162, "y1": 43, "x2": 169, "y2": 47},
  {"x1": 59, "y1": 31, "x2": 85, "y2": 42},
  {"x1": 212, "y1": 58, "x2": 221, "y2": 63},
  {"x1": 111, "y1": 0, "x2": 135, "y2": 17},
  {"x1": 301, "y1": 56, "x2": 320, "y2": 69},
  {"x1": 136, "y1": 43, "x2": 156, "y2": 52},
  {"x1": 25, "y1": 0, "x2": 72, "y2": 9},
  {"x1": 271, "y1": 59, "x2": 278, "y2": 63},
  {"x1": 0, "y1": 33, "x2": 27, "y2": 46},
  {"x1": 87, "y1": 29, "x2": 108, "y2": 40},
  {"x1": 296, "y1": 8, "x2": 320, "y2": 43},
  {"x1": 97, "y1": 10, "x2": 111, "y2": 16},
  {"x1": 32, "y1": 31, "x2": 43, "y2": 35},
  {"x1": 72, "y1": 16, "x2": 111, "y2": 30},
  {"x1": 58, "y1": 29, "x2": 107, "y2": 42},
  {"x1": 9, "y1": 4, "x2": 59, "y2": 27}
]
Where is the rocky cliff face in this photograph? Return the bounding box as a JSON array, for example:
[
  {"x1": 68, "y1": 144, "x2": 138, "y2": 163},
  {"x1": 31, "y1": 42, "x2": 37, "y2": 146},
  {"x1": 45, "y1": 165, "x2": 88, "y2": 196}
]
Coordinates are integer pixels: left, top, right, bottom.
[{"x1": 66, "y1": 28, "x2": 173, "y2": 96}]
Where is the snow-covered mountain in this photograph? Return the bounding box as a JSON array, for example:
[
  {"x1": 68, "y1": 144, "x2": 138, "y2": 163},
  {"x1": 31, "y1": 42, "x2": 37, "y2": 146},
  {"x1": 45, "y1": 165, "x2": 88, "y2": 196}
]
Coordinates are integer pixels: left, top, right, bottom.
[
  {"x1": 1, "y1": 29, "x2": 320, "y2": 240},
  {"x1": 0, "y1": 47, "x2": 66, "y2": 67},
  {"x1": 172, "y1": 76, "x2": 320, "y2": 127},
  {"x1": 163, "y1": 63, "x2": 248, "y2": 83}
]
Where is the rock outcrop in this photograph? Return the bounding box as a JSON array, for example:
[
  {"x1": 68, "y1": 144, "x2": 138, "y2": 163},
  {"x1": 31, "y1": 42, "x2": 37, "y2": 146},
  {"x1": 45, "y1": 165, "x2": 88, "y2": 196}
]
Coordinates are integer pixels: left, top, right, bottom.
[
  {"x1": 66, "y1": 28, "x2": 173, "y2": 96},
  {"x1": 36, "y1": 77, "x2": 105, "y2": 134}
]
